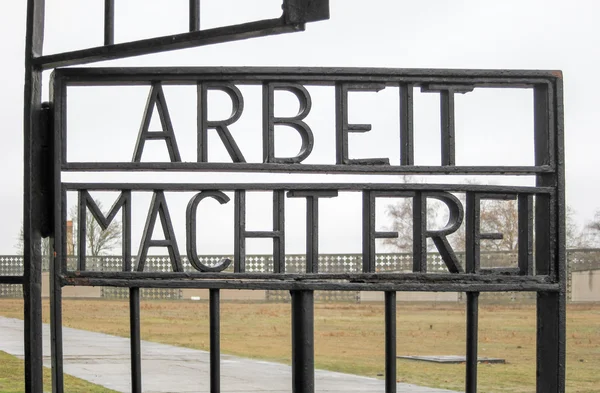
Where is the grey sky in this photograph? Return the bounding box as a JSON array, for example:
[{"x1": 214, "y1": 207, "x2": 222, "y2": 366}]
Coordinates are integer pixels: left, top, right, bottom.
[{"x1": 1, "y1": 0, "x2": 598, "y2": 255}]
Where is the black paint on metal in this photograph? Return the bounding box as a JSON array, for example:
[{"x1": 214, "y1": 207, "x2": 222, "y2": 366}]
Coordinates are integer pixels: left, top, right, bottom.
[
  {"x1": 291, "y1": 290, "x2": 315, "y2": 393},
  {"x1": 385, "y1": 291, "x2": 397, "y2": 393},
  {"x1": 189, "y1": 0, "x2": 200, "y2": 32},
  {"x1": 198, "y1": 83, "x2": 246, "y2": 163},
  {"x1": 287, "y1": 190, "x2": 337, "y2": 272},
  {"x1": 133, "y1": 82, "x2": 182, "y2": 163},
  {"x1": 210, "y1": 289, "x2": 220, "y2": 393},
  {"x1": 17, "y1": 2, "x2": 564, "y2": 388},
  {"x1": 263, "y1": 83, "x2": 314, "y2": 163},
  {"x1": 130, "y1": 288, "x2": 142, "y2": 393},
  {"x1": 466, "y1": 292, "x2": 479, "y2": 393},
  {"x1": 104, "y1": 0, "x2": 114, "y2": 46},
  {"x1": 186, "y1": 191, "x2": 232, "y2": 272},
  {"x1": 23, "y1": 0, "x2": 45, "y2": 390}
]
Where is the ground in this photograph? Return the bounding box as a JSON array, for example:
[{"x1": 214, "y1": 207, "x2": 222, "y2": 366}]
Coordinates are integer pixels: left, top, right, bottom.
[{"x1": 0, "y1": 298, "x2": 597, "y2": 393}]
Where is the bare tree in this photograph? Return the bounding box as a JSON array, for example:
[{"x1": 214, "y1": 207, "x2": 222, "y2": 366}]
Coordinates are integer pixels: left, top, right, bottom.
[
  {"x1": 70, "y1": 200, "x2": 122, "y2": 256},
  {"x1": 15, "y1": 226, "x2": 50, "y2": 256},
  {"x1": 383, "y1": 176, "x2": 441, "y2": 252}
]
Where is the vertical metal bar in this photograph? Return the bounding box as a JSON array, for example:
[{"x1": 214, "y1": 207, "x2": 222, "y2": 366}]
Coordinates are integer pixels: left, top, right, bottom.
[
  {"x1": 130, "y1": 287, "x2": 142, "y2": 393},
  {"x1": 291, "y1": 290, "x2": 315, "y2": 393},
  {"x1": 273, "y1": 190, "x2": 285, "y2": 273},
  {"x1": 412, "y1": 192, "x2": 427, "y2": 273},
  {"x1": 362, "y1": 191, "x2": 375, "y2": 273},
  {"x1": 465, "y1": 292, "x2": 479, "y2": 393},
  {"x1": 537, "y1": 292, "x2": 565, "y2": 393},
  {"x1": 399, "y1": 83, "x2": 414, "y2": 165},
  {"x1": 306, "y1": 196, "x2": 318, "y2": 273},
  {"x1": 234, "y1": 190, "x2": 245, "y2": 273},
  {"x1": 189, "y1": 0, "x2": 200, "y2": 32},
  {"x1": 210, "y1": 288, "x2": 220, "y2": 393},
  {"x1": 24, "y1": 1, "x2": 45, "y2": 391},
  {"x1": 534, "y1": 78, "x2": 565, "y2": 393},
  {"x1": 104, "y1": 0, "x2": 115, "y2": 45},
  {"x1": 50, "y1": 226, "x2": 64, "y2": 393},
  {"x1": 440, "y1": 90, "x2": 455, "y2": 166},
  {"x1": 385, "y1": 291, "x2": 397, "y2": 393},
  {"x1": 518, "y1": 194, "x2": 534, "y2": 275}
]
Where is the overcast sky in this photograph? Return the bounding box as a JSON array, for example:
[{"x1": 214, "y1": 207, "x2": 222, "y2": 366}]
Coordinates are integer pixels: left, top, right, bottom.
[{"x1": 1, "y1": 0, "x2": 599, "y2": 256}]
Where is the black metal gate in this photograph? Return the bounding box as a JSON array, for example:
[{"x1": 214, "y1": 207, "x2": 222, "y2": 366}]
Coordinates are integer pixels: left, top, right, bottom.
[{"x1": 19, "y1": 1, "x2": 565, "y2": 392}]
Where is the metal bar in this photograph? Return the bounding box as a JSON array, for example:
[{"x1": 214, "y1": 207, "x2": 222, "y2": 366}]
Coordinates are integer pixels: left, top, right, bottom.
[
  {"x1": 440, "y1": 90, "x2": 455, "y2": 166},
  {"x1": 0, "y1": 276, "x2": 24, "y2": 284},
  {"x1": 23, "y1": 0, "x2": 45, "y2": 390},
  {"x1": 210, "y1": 288, "x2": 220, "y2": 393},
  {"x1": 234, "y1": 191, "x2": 245, "y2": 273},
  {"x1": 34, "y1": 19, "x2": 306, "y2": 69},
  {"x1": 518, "y1": 194, "x2": 534, "y2": 275},
  {"x1": 52, "y1": 65, "x2": 562, "y2": 82},
  {"x1": 291, "y1": 290, "x2": 314, "y2": 393},
  {"x1": 273, "y1": 191, "x2": 286, "y2": 273},
  {"x1": 61, "y1": 162, "x2": 554, "y2": 175},
  {"x1": 399, "y1": 83, "x2": 414, "y2": 165},
  {"x1": 61, "y1": 270, "x2": 556, "y2": 283},
  {"x1": 534, "y1": 76, "x2": 565, "y2": 392},
  {"x1": 62, "y1": 182, "x2": 553, "y2": 194},
  {"x1": 465, "y1": 292, "x2": 479, "y2": 393},
  {"x1": 362, "y1": 191, "x2": 375, "y2": 272},
  {"x1": 50, "y1": 251, "x2": 64, "y2": 393},
  {"x1": 537, "y1": 292, "x2": 565, "y2": 393},
  {"x1": 189, "y1": 0, "x2": 200, "y2": 32},
  {"x1": 130, "y1": 287, "x2": 142, "y2": 393},
  {"x1": 104, "y1": 0, "x2": 114, "y2": 45},
  {"x1": 385, "y1": 291, "x2": 397, "y2": 393},
  {"x1": 60, "y1": 275, "x2": 559, "y2": 293},
  {"x1": 306, "y1": 195, "x2": 319, "y2": 273}
]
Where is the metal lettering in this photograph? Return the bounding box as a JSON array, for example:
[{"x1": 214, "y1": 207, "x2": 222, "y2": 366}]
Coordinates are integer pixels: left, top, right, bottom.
[
  {"x1": 132, "y1": 82, "x2": 182, "y2": 163},
  {"x1": 186, "y1": 191, "x2": 232, "y2": 272},
  {"x1": 335, "y1": 82, "x2": 389, "y2": 165},
  {"x1": 198, "y1": 83, "x2": 246, "y2": 163},
  {"x1": 263, "y1": 83, "x2": 314, "y2": 163},
  {"x1": 136, "y1": 191, "x2": 183, "y2": 272}
]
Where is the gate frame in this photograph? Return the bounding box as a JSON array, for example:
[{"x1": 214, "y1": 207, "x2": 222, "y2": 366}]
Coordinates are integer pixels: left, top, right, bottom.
[{"x1": 20, "y1": 2, "x2": 566, "y2": 393}]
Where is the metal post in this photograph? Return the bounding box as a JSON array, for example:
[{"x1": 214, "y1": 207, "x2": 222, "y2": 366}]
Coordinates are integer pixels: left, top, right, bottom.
[
  {"x1": 210, "y1": 289, "x2": 220, "y2": 393},
  {"x1": 291, "y1": 290, "x2": 314, "y2": 393},
  {"x1": 385, "y1": 291, "x2": 397, "y2": 393},
  {"x1": 465, "y1": 292, "x2": 479, "y2": 393},
  {"x1": 23, "y1": 0, "x2": 45, "y2": 391},
  {"x1": 130, "y1": 288, "x2": 142, "y2": 393}
]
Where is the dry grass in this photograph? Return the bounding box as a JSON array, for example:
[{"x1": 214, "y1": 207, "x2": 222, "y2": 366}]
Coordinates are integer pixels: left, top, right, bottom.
[
  {"x1": 0, "y1": 350, "x2": 118, "y2": 393},
  {"x1": 0, "y1": 298, "x2": 598, "y2": 393}
]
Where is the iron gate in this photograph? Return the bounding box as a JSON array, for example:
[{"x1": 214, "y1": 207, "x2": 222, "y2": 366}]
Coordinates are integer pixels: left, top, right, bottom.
[{"x1": 18, "y1": 1, "x2": 565, "y2": 393}]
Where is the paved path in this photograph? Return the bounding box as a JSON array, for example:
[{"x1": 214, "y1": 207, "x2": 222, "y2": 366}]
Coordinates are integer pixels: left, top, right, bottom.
[{"x1": 0, "y1": 317, "x2": 457, "y2": 393}]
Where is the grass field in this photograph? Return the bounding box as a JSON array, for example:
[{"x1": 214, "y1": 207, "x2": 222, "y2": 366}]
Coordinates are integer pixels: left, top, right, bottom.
[
  {"x1": 0, "y1": 350, "x2": 118, "y2": 393},
  {"x1": 0, "y1": 298, "x2": 598, "y2": 393}
]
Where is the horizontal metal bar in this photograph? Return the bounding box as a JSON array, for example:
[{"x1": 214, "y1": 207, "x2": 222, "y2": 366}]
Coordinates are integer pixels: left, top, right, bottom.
[
  {"x1": 53, "y1": 67, "x2": 562, "y2": 83},
  {"x1": 62, "y1": 182, "x2": 553, "y2": 194},
  {"x1": 35, "y1": 19, "x2": 305, "y2": 70},
  {"x1": 60, "y1": 274, "x2": 559, "y2": 292},
  {"x1": 62, "y1": 270, "x2": 554, "y2": 282},
  {"x1": 61, "y1": 162, "x2": 554, "y2": 175},
  {"x1": 0, "y1": 275, "x2": 24, "y2": 284}
]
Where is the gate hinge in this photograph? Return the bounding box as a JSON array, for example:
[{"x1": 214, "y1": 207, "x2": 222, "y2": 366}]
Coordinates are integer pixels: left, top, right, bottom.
[{"x1": 37, "y1": 102, "x2": 54, "y2": 238}]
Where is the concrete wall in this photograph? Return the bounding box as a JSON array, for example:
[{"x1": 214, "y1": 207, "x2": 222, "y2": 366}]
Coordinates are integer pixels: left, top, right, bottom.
[
  {"x1": 360, "y1": 291, "x2": 459, "y2": 302},
  {"x1": 42, "y1": 272, "x2": 101, "y2": 298},
  {"x1": 571, "y1": 270, "x2": 600, "y2": 302},
  {"x1": 182, "y1": 289, "x2": 266, "y2": 301}
]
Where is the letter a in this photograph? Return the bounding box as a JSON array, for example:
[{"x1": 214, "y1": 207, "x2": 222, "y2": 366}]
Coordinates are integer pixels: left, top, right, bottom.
[
  {"x1": 132, "y1": 82, "x2": 182, "y2": 162},
  {"x1": 136, "y1": 191, "x2": 183, "y2": 272}
]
